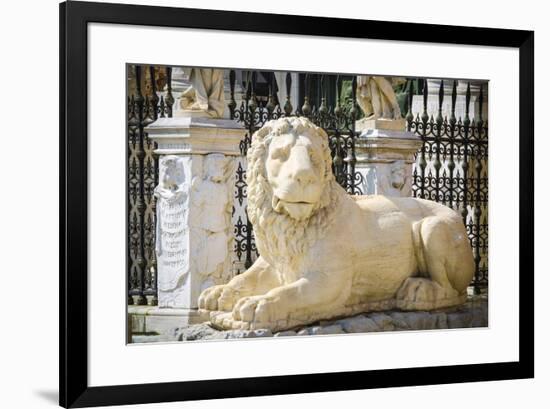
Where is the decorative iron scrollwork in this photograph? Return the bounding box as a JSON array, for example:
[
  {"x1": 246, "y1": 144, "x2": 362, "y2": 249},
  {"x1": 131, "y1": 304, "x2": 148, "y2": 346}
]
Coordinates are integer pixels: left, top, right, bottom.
[
  {"x1": 407, "y1": 79, "x2": 488, "y2": 292},
  {"x1": 127, "y1": 68, "x2": 489, "y2": 303}
]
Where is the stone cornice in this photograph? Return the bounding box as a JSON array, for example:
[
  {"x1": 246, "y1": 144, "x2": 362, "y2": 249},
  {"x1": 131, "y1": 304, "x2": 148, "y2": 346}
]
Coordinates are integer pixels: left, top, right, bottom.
[{"x1": 146, "y1": 116, "x2": 246, "y2": 156}]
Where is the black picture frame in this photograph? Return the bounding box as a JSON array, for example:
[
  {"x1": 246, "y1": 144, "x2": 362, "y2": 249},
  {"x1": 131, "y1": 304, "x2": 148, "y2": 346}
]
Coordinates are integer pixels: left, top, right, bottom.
[{"x1": 59, "y1": 1, "x2": 534, "y2": 407}]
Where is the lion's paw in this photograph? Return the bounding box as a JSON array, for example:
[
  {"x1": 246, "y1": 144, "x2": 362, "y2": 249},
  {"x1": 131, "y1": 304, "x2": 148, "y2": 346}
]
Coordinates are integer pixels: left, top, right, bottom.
[
  {"x1": 232, "y1": 295, "x2": 280, "y2": 325},
  {"x1": 198, "y1": 285, "x2": 239, "y2": 311}
]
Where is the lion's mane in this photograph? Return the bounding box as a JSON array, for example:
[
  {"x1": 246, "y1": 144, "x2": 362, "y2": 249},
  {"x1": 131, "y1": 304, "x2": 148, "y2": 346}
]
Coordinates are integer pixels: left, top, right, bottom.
[{"x1": 246, "y1": 117, "x2": 344, "y2": 273}]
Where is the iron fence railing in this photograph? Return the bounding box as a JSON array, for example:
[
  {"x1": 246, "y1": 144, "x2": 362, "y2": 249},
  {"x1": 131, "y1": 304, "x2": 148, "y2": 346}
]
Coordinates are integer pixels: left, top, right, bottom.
[
  {"x1": 126, "y1": 65, "x2": 489, "y2": 305},
  {"x1": 407, "y1": 79, "x2": 488, "y2": 291},
  {"x1": 127, "y1": 65, "x2": 173, "y2": 305}
]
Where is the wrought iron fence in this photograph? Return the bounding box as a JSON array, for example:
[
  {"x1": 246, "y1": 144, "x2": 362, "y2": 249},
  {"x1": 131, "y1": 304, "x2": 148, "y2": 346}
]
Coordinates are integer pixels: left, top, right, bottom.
[
  {"x1": 406, "y1": 79, "x2": 488, "y2": 291},
  {"x1": 127, "y1": 65, "x2": 174, "y2": 305},
  {"x1": 126, "y1": 66, "x2": 489, "y2": 304}
]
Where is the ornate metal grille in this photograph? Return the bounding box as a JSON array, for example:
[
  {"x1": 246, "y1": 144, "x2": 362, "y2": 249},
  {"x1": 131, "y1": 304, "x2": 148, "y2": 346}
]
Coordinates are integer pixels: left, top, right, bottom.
[
  {"x1": 406, "y1": 80, "x2": 488, "y2": 292},
  {"x1": 127, "y1": 64, "x2": 174, "y2": 305},
  {"x1": 126, "y1": 67, "x2": 489, "y2": 302}
]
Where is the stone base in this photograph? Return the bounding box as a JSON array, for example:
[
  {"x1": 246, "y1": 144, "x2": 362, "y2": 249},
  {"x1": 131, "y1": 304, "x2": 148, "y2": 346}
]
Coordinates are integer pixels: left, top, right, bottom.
[
  {"x1": 130, "y1": 296, "x2": 488, "y2": 343},
  {"x1": 128, "y1": 306, "x2": 209, "y2": 337},
  {"x1": 356, "y1": 118, "x2": 407, "y2": 132},
  {"x1": 208, "y1": 293, "x2": 468, "y2": 332}
]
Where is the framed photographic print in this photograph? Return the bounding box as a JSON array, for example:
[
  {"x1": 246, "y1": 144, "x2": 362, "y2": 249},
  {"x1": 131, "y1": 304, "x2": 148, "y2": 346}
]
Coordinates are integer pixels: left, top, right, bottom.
[{"x1": 60, "y1": 1, "x2": 534, "y2": 407}]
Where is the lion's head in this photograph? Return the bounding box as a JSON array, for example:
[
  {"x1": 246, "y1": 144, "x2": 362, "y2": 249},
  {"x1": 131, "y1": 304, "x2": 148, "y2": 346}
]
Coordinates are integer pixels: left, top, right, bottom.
[{"x1": 246, "y1": 117, "x2": 341, "y2": 271}]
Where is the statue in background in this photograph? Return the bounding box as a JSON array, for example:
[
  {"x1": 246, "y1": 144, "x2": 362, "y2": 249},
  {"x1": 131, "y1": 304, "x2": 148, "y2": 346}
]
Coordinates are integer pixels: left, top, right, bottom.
[
  {"x1": 356, "y1": 76, "x2": 405, "y2": 120},
  {"x1": 179, "y1": 68, "x2": 225, "y2": 118}
]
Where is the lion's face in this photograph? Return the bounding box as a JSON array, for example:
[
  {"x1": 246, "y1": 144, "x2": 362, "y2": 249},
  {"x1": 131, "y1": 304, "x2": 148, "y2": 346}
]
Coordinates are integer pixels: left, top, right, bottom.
[
  {"x1": 265, "y1": 129, "x2": 327, "y2": 221},
  {"x1": 246, "y1": 117, "x2": 337, "y2": 267}
]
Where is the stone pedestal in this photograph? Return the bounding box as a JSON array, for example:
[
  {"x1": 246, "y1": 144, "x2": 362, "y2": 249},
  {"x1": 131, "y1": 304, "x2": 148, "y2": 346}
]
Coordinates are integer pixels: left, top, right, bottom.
[
  {"x1": 355, "y1": 118, "x2": 422, "y2": 197},
  {"x1": 145, "y1": 115, "x2": 246, "y2": 323}
]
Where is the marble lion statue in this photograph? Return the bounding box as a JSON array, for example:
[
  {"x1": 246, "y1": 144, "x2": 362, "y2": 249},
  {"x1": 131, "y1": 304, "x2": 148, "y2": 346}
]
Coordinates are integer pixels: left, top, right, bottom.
[{"x1": 199, "y1": 117, "x2": 475, "y2": 332}]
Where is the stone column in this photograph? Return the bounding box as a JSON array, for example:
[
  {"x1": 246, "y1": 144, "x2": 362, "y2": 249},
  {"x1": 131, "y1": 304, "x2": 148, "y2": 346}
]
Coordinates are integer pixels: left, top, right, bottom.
[
  {"x1": 145, "y1": 115, "x2": 246, "y2": 323},
  {"x1": 355, "y1": 119, "x2": 422, "y2": 197}
]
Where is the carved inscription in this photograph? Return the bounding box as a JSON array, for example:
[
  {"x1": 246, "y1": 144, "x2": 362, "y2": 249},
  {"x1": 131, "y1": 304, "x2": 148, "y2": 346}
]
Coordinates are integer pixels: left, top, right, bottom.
[{"x1": 154, "y1": 156, "x2": 189, "y2": 292}]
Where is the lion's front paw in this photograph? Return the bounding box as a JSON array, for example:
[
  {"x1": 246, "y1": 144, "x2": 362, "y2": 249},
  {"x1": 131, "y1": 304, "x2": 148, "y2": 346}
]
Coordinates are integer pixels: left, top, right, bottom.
[
  {"x1": 198, "y1": 285, "x2": 239, "y2": 311},
  {"x1": 232, "y1": 295, "x2": 281, "y2": 325}
]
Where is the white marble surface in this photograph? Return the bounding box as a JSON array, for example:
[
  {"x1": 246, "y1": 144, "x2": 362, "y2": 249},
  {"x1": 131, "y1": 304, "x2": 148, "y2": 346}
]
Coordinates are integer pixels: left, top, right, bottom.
[
  {"x1": 146, "y1": 116, "x2": 246, "y2": 156},
  {"x1": 147, "y1": 117, "x2": 246, "y2": 312},
  {"x1": 154, "y1": 155, "x2": 191, "y2": 307},
  {"x1": 355, "y1": 125, "x2": 422, "y2": 197}
]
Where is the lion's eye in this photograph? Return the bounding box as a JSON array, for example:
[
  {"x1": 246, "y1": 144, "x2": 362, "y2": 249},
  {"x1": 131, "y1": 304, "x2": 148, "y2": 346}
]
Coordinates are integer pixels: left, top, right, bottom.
[{"x1": 271, "y1": 146, "x2": 290, "y2": 161}]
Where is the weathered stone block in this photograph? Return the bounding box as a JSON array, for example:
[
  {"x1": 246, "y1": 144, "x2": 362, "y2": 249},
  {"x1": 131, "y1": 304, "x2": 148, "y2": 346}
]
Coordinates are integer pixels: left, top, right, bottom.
[
  {"x1": 132, "y1": 334, "x2": 173, "y2": 343},
  {"x1": 131, "y1": 297, "x2": 487, "y2": 342},
  {"x1": 400, "y1": 311, "x2": 438, "y2": 330},
  {"x1": 388, "y1": 312, "x2": 411, "y2": 330},
  {"x1": 130, "y1": 313, "x2": 146, "y2": 333},
  {"x1": 314, "y1": 324, "x2": 345, "y2": 335},
  {"x1": 370, "y1": 313, "x2": 395, "y2": 331},
  {"x1": 252, "y1": 329, "x2": 273, "y2": 337},
  {"x1": 274, "y1": 330, "x2": 297, "y2": 337},
  {"x1": 470, "y1": 306, "x2": 488, "y2": 327},
  {"x1": 337, "y1": 315, "x2": 380, "y2": 333},
  {"x1": 432, "y1": 312, "x2": 449, "y2": 329},
  {"x1": 176, "y1": 323, "x2": 218, "y2": 341},
  {"x1": 447, "y1": 312, "x2": 473, "y2": 329}
]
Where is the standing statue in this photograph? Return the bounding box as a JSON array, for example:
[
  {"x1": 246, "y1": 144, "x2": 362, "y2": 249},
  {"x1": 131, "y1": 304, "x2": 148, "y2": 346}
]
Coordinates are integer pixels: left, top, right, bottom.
[
  {"x1": 179, "y1": 68, "x2": 225, "y2": 118},
  {"x1": 356, "y1": 76, "x2": 405, "y2": 120},
  {"x1": 199, "y1": 117, "x2": 475, "y2": 332}
]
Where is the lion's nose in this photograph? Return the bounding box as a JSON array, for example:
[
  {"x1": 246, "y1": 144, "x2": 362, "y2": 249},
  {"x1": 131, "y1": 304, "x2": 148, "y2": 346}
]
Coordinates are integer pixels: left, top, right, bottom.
[{"x1": 293, "y1": 167, "x2": 316, "y2": 185}]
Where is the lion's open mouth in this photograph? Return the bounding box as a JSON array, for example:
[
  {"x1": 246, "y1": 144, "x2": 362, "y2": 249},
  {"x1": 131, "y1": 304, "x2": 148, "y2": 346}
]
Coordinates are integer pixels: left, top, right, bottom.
[{"x1": 272, "y1": 196, "x2": 315, "y2": 221}]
